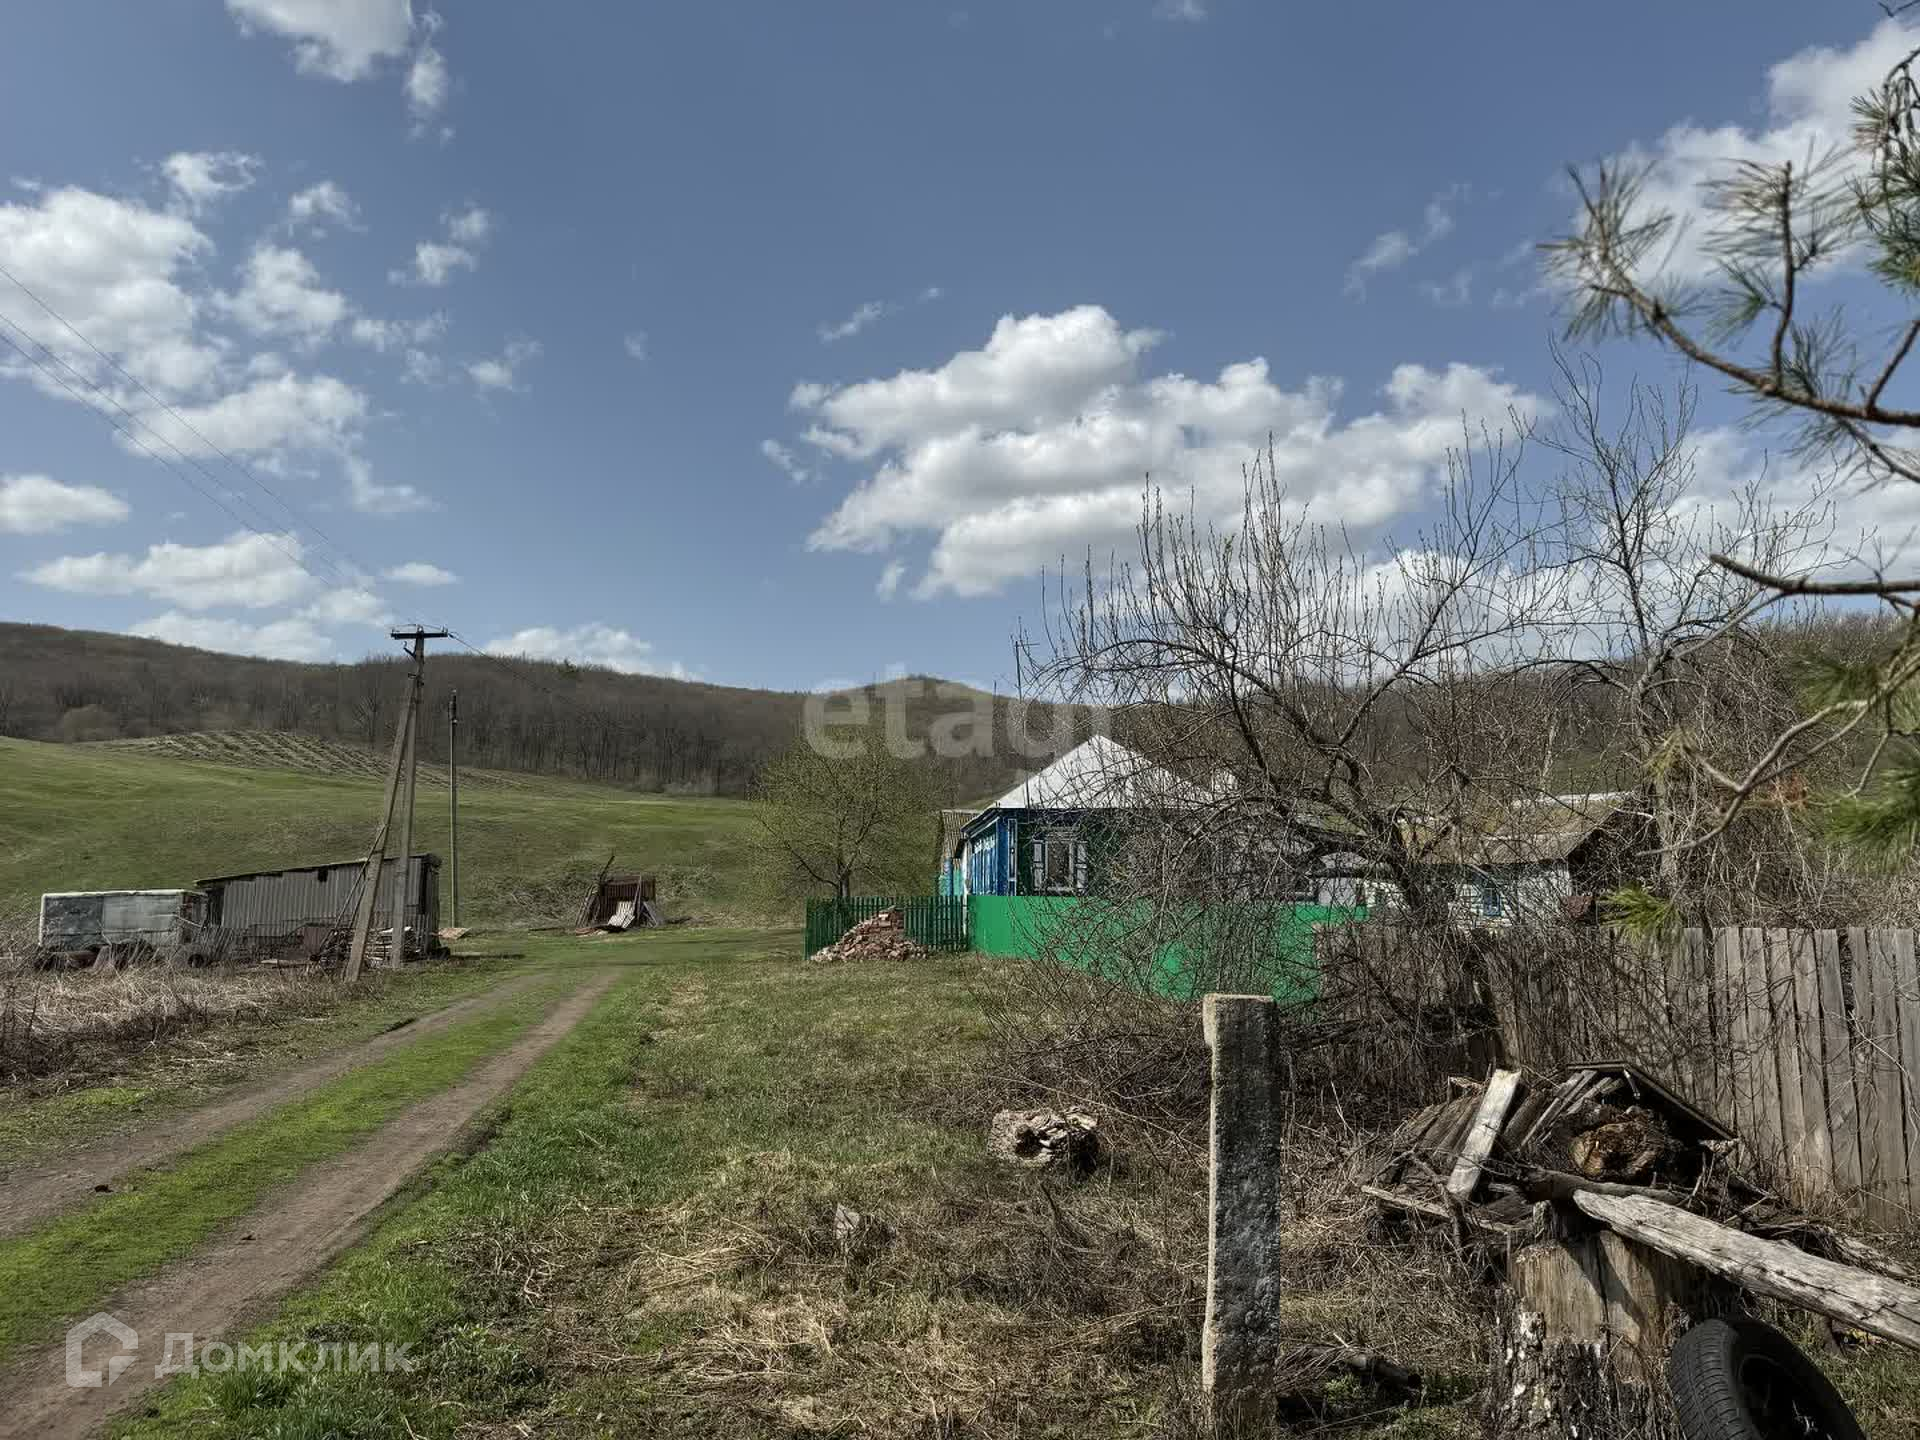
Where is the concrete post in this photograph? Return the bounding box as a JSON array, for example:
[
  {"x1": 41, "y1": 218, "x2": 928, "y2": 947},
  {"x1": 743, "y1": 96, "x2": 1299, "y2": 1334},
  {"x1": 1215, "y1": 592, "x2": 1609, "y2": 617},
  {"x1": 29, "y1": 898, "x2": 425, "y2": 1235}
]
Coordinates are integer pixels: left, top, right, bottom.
[{"x1": 1202, "y1": 992, "x2": 1284, "y2": 1427}]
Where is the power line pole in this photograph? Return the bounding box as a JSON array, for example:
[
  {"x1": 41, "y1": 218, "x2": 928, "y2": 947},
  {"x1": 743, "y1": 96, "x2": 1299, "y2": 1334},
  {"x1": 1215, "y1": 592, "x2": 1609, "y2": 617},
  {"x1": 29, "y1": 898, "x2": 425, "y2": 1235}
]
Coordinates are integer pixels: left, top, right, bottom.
[
  {"x1": 344, "y1": 628, "x2": 445, "y2": 981},
  {"x1": 344, "y1": 681, "x2": 413, "y2": 982},
  {"x1": 387, "y1": 627, "x2": 445, "y2": 964},
  {"x1": 448, "y1": 688, "x2": 460, "y2": 929}
]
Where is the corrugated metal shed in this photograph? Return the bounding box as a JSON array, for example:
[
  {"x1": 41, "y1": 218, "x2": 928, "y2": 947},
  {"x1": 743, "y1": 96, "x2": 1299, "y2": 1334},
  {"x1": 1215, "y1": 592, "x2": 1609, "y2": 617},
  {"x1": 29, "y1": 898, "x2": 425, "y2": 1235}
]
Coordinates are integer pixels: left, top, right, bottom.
[{"x1": 196, "y1": 854, "x2": 440, "y2": 944}]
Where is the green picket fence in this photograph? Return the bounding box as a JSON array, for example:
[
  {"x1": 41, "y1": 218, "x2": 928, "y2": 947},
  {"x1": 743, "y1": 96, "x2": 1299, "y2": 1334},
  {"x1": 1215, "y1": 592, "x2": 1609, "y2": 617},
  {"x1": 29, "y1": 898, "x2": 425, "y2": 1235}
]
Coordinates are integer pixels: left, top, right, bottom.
[{"x1": 803, "y1": 895, "x2": 971, "y2": 956}]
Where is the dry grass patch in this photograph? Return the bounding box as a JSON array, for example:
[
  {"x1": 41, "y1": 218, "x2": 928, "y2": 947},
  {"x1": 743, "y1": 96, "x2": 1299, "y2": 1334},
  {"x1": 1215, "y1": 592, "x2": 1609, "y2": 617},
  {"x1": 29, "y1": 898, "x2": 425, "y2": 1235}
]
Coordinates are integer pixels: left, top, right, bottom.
[{"x1": 0, "y1": 961, "x2": 347, "y2": 1086}]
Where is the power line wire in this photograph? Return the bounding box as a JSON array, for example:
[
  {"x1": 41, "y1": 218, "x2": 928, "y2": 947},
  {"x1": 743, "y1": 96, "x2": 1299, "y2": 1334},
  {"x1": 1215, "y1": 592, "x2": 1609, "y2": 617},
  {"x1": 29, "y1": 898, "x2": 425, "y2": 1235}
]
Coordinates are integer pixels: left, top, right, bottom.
[
  {"x1": 0, "y1": 320, "x2": 356, "y2": 593},
  {"x1": 0, "y1": 260, "x2": 378, "y2": 586}
]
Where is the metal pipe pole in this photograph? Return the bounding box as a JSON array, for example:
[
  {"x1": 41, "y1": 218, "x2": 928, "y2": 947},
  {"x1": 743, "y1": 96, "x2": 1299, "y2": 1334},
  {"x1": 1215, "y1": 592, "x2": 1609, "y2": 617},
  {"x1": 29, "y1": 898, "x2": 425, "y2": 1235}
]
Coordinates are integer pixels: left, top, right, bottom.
[{"x1": 448, "y1": 688, "x2": 459, "y2": 928}]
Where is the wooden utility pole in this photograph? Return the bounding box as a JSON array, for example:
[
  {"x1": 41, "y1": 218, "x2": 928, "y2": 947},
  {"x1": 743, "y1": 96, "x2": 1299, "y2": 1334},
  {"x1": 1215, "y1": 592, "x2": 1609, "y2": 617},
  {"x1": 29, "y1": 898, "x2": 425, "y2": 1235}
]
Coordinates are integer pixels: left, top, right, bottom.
[
  {"x1": 448, "y1": 688, "x2": 460, "y2": 928},
  {"x1": 344, "y1": 691, "x2": 411, "y2": 983},
  {"x1": 343, "y1": 628, "x2": 445, "y2": 981},
  {"x1": 388, "y1": 628, "x2": 444, "y2": 963}
]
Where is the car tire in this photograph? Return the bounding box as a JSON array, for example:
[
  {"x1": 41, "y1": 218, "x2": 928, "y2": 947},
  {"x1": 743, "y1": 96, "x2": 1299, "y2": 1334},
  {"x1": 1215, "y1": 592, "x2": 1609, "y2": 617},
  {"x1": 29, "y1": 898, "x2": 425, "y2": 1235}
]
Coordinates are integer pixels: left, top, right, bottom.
[{"x1": 1669, "y1": 1317, "x2": 1865, "y2": 1440}]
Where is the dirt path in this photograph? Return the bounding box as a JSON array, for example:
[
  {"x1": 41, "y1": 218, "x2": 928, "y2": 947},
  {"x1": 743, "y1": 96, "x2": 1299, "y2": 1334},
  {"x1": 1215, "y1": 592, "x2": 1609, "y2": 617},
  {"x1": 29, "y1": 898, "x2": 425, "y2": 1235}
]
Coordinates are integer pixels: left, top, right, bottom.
[
  {"x1": 0, "y1": 973, "x2": 543, "y2": 1240},
  {"x1": 0, "y1": 968, "x2": 621, "y2": 1440}
]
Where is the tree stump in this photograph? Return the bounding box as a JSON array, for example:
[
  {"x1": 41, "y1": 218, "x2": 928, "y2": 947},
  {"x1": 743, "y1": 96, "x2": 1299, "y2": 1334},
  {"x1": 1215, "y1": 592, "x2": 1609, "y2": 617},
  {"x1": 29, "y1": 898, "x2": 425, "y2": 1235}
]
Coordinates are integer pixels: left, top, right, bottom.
[{"x1": 1487, "y1": 1223, "x2": 1714, "y2": 1439}]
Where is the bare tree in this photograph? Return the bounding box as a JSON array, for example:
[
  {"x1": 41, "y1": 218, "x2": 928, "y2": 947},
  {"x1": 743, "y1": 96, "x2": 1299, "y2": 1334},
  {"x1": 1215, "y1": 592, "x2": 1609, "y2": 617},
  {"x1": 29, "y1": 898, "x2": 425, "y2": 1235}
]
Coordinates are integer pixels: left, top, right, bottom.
[
  {"x1": 1539, "y1": 351, "x2": 1850, "y2": 923},
  {"x1": 1021, "y1": 423, "x2": 1567, "y2": 928}
]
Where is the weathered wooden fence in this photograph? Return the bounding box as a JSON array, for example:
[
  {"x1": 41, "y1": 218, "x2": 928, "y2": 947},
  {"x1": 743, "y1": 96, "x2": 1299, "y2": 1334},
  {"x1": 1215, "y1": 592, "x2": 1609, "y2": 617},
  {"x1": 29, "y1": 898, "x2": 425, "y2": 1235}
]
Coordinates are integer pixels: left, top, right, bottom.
[
  {"x1": 1316, "y1": 924, "x2": 1920, "y2": 1222},
  {"x1": 802, "y1": 896, "x2": 970, "y2": 956}
]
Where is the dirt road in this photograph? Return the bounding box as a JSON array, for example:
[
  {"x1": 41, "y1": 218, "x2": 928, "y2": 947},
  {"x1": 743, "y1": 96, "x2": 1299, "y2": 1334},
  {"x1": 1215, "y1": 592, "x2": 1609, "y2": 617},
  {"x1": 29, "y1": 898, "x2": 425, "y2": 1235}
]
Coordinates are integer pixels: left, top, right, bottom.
[
  {"x1": 0, "y1": 973, "x2": 543, "y2": 1240},
  {"x1": 0, "y1": 968, "x2": 620, "y2": 1440}
]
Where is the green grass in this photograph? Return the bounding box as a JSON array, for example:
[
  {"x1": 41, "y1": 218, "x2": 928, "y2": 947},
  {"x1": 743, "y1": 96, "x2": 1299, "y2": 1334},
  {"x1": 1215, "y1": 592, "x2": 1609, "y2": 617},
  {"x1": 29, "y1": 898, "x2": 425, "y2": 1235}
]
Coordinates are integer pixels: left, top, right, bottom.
[
  {"x1": 0, "y1": 735, "x2": 765, "y2": 926},
  {"x1": 0, "y1": 965, "x2": 584, "y2": 1363},
  {"x1": 105, "y1": 928, "x2": 1239, "y2": 1438}
]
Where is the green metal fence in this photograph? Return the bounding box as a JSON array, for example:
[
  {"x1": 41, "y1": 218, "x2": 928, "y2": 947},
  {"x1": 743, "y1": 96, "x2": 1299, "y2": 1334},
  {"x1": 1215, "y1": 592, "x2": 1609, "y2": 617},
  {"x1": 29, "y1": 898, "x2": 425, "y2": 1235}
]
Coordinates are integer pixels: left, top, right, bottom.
[{"x1": 803, "y1": 896, "x2": 971, "y2": 956}]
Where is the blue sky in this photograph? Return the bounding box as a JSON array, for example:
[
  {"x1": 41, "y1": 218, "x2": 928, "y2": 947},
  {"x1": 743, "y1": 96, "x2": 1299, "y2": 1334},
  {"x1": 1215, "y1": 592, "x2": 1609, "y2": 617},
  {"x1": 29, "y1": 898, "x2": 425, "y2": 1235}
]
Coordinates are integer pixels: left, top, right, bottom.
[{"x1": 0, "y1": 2, "x2": 1908, "y2": 690}]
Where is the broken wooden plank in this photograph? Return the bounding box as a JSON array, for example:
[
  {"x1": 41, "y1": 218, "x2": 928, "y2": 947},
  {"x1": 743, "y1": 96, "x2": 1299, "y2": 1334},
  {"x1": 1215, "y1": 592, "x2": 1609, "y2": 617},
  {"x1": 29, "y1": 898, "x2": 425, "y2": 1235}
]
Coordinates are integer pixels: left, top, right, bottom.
[
  {"x1": 1447, "y1": 1068, "x2": 1522, "y2": 1203},
  {"x1": 1569, "y1": 1188, "x2": 1920, "y2": 1353},
  {"x1": 1814, "y1": 929, "x2": 1864, "y2": 1194},
  {"x1": 1766, "y1": 928, "x2": 1810, "y2": 1195},
  {"x1": 1860, "y1": 930, "x2": 1907, "y2": 1225},
  {"x1": 1785, "y1": 929, "x2": 1833, "y2": 1196},
  {"x1": 1893, "y1": 929, "x2": 1920, "y2": 1214},
  {"x1": 1518, "y1": 1069, "x2": 1598, "y2": 1151},
  {"x1": 1741, "y1": 927, "x2": 1786, "y2": 1174},
  {"x1": 1358, "y1": 1182, "x2": 1526, "y2": 1236}
]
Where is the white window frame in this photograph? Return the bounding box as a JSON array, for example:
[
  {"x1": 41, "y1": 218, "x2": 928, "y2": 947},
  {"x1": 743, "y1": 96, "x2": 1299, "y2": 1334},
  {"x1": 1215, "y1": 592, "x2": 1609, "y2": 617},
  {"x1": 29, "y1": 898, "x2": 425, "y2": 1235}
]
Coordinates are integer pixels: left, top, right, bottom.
[{"x1": 1031, "y1": 828, "x2": 1088, "y2": 894}]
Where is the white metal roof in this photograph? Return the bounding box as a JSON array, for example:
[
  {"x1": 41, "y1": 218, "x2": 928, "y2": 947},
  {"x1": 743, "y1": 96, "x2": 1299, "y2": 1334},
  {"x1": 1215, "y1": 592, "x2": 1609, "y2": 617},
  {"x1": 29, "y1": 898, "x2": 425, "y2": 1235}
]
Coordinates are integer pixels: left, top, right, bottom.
[{"x1": 987, "y1": 735, "x2": 1200, "y2": 811}]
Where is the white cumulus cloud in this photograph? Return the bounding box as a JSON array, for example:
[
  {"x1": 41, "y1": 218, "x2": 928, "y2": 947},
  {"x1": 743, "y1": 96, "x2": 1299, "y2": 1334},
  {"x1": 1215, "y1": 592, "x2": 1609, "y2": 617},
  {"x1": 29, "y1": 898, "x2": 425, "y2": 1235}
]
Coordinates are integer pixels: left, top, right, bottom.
[
  {"x1": 390, "y1": 206, "x2": 491, "y2": 286},
  {"x1": 791, "y1": 304, "x2": 1543, "y2": 599},
  {"x1": 131, "y1": 609, "x2": 334, "y2": 661},
  {"x1": 300, "y1": 585, "x2": 391, "y2": 626},
  {"x1": 1345, "y1": 185, "x2": 1465, "y2": 297},
  {"x1": 22, "y1": 530, "x2": 315, "y2": 611},
  {"x1": 468, "y1": 337, "x2": 540, "y2": 392},
  {"x1": 761, "y1": 438, "x2": 811, "y2": 484},
  {"x1": 137, "y1": 372, "x2": 367, "y2": 459},
  {"x1": 486, "y1": 622, "x2": 689, "y2": 677},
  {"x1": 285, "y1": 179, "x2": 359, "y2": 234},
  {"x1": 0, "y1": 474, "x2": 129, "y2": 534},
  {"x1": 221, "y1": 244, "x2": 348, "y2": 344},
  {"x1": 346, "y1": 455, "x2": 435, "y2": 514},
  {"x1": 386, "y1": 560, "x2": 457, "y2": 585},
  {"x1": 444, "y1": 204, "x2": 490, "y2": 245},
  {"x1": 392, "y1": 240, "x2": 474, "y2": 287},
  {"x1": 0, "y1": 185, "x2": 221, "y2": 398},
  {"x1": 161, "y1": 150, "x2": 260, "y2": 215},
  {"x1": 224, "y1": 0, "x2": 414, "y2": 82},
  {"x1": 406, "y1": 34, "x2": 449, "y2": 127},
  {"x1": 1598, "y1": 17, "x2": 1920, "y2": 284}
]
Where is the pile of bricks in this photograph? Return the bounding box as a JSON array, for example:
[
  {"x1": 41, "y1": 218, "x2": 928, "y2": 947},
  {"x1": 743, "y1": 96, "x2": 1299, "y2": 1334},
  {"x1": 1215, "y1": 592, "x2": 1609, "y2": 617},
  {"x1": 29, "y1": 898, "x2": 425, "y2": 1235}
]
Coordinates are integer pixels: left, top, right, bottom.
[{"x1": 812, "y1": 908, "x2": 926, "y2": 964}]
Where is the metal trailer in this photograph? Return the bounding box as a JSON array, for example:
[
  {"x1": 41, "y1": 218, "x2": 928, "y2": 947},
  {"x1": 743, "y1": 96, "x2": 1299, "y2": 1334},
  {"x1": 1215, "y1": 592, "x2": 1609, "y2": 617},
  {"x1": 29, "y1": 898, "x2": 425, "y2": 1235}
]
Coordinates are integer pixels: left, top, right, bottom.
[
  {"x1": 38, "y1": 889, "x2": 210, "y2": 960},
  {"x1": 196, "y1": 854, "x2": 441, "y2": 961}
]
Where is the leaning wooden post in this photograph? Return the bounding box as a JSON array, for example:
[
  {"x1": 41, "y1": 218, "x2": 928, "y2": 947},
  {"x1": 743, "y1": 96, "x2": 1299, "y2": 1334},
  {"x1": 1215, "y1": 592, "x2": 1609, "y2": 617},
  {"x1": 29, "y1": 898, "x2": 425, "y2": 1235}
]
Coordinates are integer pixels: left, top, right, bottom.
[{"x1": 1202, "y1": 993, "x2": 1284, "y2": 1428}]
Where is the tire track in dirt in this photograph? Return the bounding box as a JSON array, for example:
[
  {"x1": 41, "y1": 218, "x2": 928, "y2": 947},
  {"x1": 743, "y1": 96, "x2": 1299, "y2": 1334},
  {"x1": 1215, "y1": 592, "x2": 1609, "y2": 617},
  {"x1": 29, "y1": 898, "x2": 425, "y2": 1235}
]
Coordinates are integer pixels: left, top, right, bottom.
[
  {"x1": 0, "y1": 968, "x2": 621, "y2": 1440},
  {"x1": 0, "y1": 973, "x2": 544, "y2": 1240}
]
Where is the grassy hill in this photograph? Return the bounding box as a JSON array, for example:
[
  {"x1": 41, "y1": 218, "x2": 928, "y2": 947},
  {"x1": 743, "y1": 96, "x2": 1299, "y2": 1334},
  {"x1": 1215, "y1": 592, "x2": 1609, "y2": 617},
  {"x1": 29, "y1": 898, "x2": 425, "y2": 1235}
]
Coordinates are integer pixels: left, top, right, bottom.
[{"x1": 0, "y1": 735, "x2": 767, "y2": 930}]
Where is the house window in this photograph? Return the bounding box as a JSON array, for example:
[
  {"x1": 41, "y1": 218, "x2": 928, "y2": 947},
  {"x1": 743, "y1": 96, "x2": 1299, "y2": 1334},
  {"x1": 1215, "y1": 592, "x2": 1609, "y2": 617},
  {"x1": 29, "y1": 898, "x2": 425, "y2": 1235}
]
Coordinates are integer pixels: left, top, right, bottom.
[
  {"x1": 1477, "y1": 878, "x2": 1504, "y2": 918},
  {"x1": 1032, "y1": 830, "x2": 1088, "y2": 894}
]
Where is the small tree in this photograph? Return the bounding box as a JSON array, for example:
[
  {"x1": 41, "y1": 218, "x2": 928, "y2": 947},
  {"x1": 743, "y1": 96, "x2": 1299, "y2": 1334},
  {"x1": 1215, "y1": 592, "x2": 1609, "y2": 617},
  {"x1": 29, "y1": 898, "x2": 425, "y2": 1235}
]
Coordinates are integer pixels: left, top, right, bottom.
[{"x1": 749, "y1": 734, "x2": 938, "y2": 903}]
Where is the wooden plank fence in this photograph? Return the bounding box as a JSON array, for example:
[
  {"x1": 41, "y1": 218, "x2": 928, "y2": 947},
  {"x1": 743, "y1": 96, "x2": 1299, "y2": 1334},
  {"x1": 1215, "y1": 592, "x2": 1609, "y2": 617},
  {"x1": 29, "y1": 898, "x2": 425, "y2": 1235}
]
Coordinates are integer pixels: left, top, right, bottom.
[
  {"x1": 1316, "y1": 924, "x2": 1920, "y2": 1222},
  {"x1": 803, "y1": 895, "x2": 970, "y2": 957}
]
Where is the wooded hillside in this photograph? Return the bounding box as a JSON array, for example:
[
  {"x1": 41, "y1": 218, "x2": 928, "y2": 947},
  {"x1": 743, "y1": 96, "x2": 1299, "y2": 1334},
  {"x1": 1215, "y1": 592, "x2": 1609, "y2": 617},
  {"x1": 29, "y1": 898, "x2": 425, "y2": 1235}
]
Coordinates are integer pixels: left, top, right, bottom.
[{"x1": 0, "y1": 623, "x2": 1086, "y2": 802}]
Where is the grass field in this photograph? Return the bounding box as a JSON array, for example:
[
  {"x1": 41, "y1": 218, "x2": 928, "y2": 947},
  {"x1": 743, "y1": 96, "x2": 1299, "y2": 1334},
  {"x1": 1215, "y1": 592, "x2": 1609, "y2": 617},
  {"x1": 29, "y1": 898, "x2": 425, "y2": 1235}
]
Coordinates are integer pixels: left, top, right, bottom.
[{"x1": 0, "y1": 735, "x2": 766, "y2": 929}]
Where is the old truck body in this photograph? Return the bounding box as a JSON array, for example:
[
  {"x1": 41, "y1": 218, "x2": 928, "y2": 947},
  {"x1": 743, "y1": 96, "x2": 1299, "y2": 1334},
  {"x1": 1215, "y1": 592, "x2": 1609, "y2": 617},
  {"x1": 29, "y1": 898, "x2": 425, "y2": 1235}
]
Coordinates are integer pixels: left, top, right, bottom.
[{"x1": 38, "y1": 889, "x2": 210, "y2": 955}]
